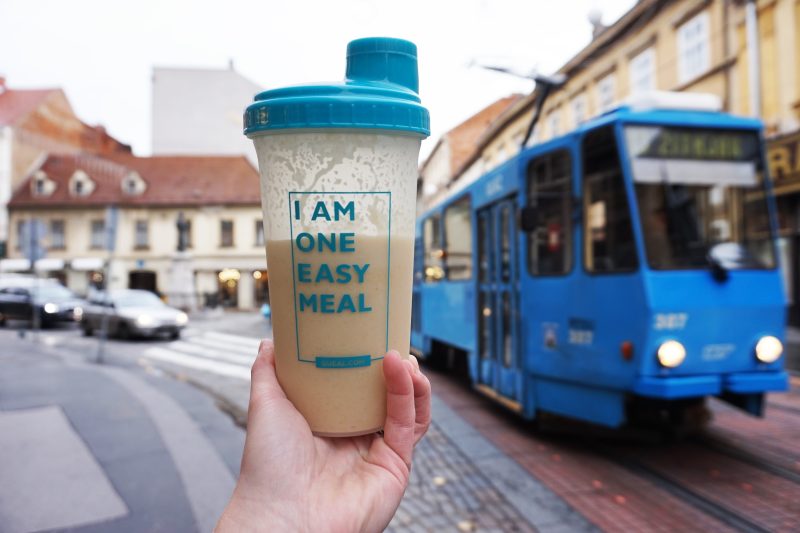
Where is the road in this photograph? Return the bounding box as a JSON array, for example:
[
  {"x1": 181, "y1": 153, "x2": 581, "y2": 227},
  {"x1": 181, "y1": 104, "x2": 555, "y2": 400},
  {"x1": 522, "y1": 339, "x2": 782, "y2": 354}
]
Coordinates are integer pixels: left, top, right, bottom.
[{"x1": 2, "y1": 315, "x2": 799, "y2": 532}]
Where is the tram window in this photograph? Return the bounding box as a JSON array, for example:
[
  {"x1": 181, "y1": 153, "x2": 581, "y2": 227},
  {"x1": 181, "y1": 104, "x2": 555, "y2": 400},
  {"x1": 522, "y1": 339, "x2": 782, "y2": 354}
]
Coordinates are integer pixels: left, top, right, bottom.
[
  {"x1": 527, "y1": 150, "x2": 573, "y2": 275},
  {"x1": 583, "y1": 126, "x2": 638, "y2": 273},
  {"x1": 478, "y1": 212, "x2": 492, "y2": 283},
  {"x1": 444, "y1": 196, "x2": 473, "y2": 280},
  {"x1": 423, "y1": 215, "x2": 444, "y2": 282}
]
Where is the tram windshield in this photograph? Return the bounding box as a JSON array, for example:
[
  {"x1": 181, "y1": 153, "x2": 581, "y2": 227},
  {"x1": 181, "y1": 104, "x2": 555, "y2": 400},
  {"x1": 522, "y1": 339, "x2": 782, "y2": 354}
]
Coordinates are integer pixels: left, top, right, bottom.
[{"x1": 625, "y1": 126, "x2": 776, "y2": 271}]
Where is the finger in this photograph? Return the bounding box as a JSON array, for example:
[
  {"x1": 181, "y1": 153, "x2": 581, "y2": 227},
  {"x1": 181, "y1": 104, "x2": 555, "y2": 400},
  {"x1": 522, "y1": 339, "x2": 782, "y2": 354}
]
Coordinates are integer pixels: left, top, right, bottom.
[
  {"x1": 409, "y1": 355, "x2": 421, "y2": 374},
  {"x1": 249, "y1": 339, "x2": 287, "y2": 408},
  {"x1": 411, "y1": 369, "x2": 432, "y2": 444},
  {"x1": 382, "y1": 350, "x2": 415, "y2": 466}
]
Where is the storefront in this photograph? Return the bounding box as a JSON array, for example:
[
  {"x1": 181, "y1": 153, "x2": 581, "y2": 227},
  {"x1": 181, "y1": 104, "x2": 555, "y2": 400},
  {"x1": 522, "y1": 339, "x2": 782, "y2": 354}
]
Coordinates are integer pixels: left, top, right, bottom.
[
  {"x1": 253, "y1": 269, "x2": 269, "y2": 306},
  {"x1": 767, "y1": 131, "x2": 800, "y2": 325}
]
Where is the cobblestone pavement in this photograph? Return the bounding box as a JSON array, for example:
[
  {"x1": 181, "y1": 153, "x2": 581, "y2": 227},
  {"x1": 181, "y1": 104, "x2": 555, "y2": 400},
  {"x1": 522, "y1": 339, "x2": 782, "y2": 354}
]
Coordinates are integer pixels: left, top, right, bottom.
[{"x1": 390, "y1": 422, "x2": 536, "y2": 533}]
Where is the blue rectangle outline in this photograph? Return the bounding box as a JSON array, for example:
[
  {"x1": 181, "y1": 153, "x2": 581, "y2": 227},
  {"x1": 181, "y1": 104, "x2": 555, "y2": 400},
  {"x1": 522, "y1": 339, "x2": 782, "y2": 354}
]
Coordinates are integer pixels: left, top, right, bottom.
[
  {"x1": 315, "y1": 355, "x2": 372, "y2": 368},
  {"x1": 288, "y1": 191, "x2": 391, "y2": 364}
]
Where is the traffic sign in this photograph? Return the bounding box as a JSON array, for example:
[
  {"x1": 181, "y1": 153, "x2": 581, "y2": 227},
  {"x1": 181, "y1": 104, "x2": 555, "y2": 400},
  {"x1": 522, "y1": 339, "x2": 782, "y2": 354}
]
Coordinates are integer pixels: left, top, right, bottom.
[{"x1": 20, "y1": 219, "x2": 47, "y2": 264}]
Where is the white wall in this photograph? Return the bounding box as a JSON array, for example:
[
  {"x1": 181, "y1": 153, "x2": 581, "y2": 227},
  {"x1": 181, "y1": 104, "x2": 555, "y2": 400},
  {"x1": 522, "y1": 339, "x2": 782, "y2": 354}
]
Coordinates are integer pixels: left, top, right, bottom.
[
  {"x1": 152, "y1": 66, "x2": 262, "y2": 165},
  {"x1": 0, "y1": 126, "x2": 12, "y2": 243}
]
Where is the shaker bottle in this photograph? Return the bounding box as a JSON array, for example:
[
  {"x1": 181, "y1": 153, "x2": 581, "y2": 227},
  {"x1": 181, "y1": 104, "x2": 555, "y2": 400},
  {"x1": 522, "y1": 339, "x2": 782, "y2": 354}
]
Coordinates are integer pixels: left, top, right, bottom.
[{"x1": 244, "y1": 37, "x2": 430, "y2": 436}]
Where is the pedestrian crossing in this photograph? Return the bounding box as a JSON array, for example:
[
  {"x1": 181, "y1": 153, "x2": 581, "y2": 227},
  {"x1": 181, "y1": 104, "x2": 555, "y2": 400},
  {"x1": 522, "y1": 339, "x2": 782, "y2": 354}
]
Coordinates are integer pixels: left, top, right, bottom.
[{"x1": 141, "y1": 330, "x2": 261, "y2": 381}]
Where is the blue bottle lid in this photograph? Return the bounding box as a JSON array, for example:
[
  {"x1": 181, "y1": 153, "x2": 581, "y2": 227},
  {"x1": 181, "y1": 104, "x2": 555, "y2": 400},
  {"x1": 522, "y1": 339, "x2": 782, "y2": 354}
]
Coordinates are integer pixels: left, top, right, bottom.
[{"x1": 244, "y1": 37, "x2": 430, "y2": 138}]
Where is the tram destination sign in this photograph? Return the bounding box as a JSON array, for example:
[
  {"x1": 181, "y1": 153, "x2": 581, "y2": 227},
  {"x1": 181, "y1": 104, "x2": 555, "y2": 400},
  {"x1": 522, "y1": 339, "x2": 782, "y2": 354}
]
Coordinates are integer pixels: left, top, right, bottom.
[{"x1": 627, "y1": 127, "x2": 759, "y2": 162}]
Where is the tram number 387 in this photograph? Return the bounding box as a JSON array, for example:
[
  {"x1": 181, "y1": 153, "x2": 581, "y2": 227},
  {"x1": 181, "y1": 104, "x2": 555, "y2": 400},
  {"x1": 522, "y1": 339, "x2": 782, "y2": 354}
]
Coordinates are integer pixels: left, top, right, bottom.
[{"x1": 653, "y1": 313, "x2": 689, "y2": 331}]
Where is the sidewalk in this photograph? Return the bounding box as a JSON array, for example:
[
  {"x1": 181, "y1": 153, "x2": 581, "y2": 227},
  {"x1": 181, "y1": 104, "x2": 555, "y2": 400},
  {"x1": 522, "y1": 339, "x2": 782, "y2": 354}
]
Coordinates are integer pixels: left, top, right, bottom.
[{"x1": 0, "y1": 336, "x2": 243, "y2": 533}]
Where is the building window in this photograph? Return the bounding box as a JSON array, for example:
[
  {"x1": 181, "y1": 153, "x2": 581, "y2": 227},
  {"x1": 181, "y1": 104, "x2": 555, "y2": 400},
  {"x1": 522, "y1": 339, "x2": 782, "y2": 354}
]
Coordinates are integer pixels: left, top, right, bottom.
[
  {"x1": 444, "y1": 196, "x2": 473, "y2": 280},
  {"x1": 597, "y1": 72, "x2": 616, "y2": 112},
  {"x1": 90, "y1": 220, "x2": 106, "y2": 250},
  {"x1": 677, "y1": 11, "x2": 710, "y2": 83},
  {"x1": 255, "y1": 220, "x2": 265, "y2": 247},
  {"x1": 122, "y1": 172, "x2": 143, "y2": 195},
  {"x1": 423, "y1": 215, "x2": 443, "y2": 282},
  {"x1": 571, "y1": 94, "x2": 587, "y2": 127},
  {"x1": 69, "y1": 170, "x2": 94, "y2": 197},
  {"x1": 548, "y1": 110, "x2": 561, "y2": 137},
  {"x1": 629, "y1": 47, "x2": 656, "y2": 94},
  {"x1": 34, "y1": 177, "x2": 46, "y2": 195},
  {"x1": 583, "y1": 126, "x2": 637, "y2": 273},
  {"x1": 50, "y1": 220, "x2": 65, "y2": 250},
  {"x1": 134, "y1": 220, "x2": 149, "y2": 249},
  {"x1": 15, "y1": 220, "x2": 25, "y2": 250},
  {"x1": 528, "y1": 151, "x2": 573, "y2": 276},
  {"x1": 220, "y1": 220, "x2": 234, "y2": 247}
]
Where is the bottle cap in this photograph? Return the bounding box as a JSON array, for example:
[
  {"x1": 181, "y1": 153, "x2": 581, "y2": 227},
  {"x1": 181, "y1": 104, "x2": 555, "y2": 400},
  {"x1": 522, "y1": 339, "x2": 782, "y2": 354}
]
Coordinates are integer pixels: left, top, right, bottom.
[{"x1": 244, "y1": 37, "x2": 430, "y2": 138}]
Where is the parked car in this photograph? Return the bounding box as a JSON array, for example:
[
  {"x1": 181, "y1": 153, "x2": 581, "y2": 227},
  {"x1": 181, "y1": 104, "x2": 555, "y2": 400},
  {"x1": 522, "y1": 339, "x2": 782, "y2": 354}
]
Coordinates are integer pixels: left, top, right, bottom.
[
  {"x1": 0, "y1": 278, "x2": 85, "y2": 327},
  {"x1": 80, "y1": 289, "x2": 188, "y2": 339}
]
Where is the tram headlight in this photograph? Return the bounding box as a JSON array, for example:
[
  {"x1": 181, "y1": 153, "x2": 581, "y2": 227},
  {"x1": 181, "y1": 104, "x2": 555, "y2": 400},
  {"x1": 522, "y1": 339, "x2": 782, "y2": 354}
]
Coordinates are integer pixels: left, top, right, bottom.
[
  {"x1": 755, "y1": 336, "x2": 783, "y2": 363},
  {"x1": 657, "y1": 340, "x2": 686, "y2": 368}
]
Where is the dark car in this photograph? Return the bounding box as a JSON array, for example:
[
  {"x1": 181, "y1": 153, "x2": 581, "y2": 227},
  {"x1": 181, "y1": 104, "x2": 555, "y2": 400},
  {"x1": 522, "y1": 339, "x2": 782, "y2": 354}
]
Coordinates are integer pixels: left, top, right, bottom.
[
  {"x1": 0, "y1": 279, "x2": 86, "y2": 327},
  {"x1": 80, "y1": 289, "x2": 188, "y2": 339}
]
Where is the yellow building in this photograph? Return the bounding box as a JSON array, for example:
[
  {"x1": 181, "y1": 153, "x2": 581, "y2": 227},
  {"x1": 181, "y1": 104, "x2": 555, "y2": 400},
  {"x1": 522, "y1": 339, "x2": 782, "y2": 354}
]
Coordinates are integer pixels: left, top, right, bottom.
[
  {"x1": 2, "y1": 152, "x2": 269, "y2": 310},
  {"x1": 450, "y1": 0, "x2": 800, "y2": 323}
]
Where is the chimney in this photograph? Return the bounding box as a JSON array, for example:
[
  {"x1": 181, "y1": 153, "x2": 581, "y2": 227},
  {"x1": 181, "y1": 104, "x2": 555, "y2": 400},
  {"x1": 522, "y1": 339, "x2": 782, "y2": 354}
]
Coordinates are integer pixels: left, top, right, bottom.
[{"x1": 588, "y1": 8, "x2": 606, "y2": 39}]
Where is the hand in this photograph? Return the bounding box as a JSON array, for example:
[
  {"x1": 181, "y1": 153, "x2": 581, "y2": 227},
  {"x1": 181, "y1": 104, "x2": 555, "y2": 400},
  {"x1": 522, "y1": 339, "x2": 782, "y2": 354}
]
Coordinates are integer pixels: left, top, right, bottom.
[{"x1": 216, "y1": 339, "x2": 432, "y2": 533}]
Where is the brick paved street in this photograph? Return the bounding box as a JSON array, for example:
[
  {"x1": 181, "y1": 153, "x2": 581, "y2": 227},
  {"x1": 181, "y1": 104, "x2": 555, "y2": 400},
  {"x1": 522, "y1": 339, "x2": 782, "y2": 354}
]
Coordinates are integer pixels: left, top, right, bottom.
[{"x1": 428, "y1": 367, "x2": 800, "y2": 533}]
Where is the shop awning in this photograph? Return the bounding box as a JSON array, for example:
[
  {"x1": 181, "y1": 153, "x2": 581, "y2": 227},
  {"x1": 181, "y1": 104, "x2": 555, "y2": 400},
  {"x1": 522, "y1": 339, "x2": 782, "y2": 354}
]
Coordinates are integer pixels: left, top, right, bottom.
[
  {"x1": 71, "y1": 257, "x2": 105, "y2": 271},
  {"x1": 0, "y1": 258, "x2": 32, "y2": 272},
  {"x1": 34, "y1": 258, "x2": 65, "y2": 271}
]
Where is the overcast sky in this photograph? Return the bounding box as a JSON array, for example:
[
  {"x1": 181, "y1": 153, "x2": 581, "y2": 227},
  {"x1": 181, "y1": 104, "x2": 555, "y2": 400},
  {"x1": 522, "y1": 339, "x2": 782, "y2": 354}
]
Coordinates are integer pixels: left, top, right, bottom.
[{"x1": 1, "y1": 0, "x2": 634, "y2": 160}]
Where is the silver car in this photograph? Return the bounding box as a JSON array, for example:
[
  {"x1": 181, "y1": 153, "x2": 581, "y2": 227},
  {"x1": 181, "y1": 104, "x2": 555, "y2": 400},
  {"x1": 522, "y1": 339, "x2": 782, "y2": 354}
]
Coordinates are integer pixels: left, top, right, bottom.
[{"x1": 80, "y1": 289, "x2": 188, "y2": 339}]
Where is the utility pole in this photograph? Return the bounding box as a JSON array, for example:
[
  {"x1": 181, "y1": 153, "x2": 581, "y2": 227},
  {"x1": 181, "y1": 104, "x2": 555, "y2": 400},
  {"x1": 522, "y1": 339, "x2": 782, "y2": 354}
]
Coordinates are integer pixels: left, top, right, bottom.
[
  {"x1": 96, "y1": 205, "x2": 118, "y2": 364},
  {"x1": 23, "y1": 217, "x2": 45, "y2": 341}
]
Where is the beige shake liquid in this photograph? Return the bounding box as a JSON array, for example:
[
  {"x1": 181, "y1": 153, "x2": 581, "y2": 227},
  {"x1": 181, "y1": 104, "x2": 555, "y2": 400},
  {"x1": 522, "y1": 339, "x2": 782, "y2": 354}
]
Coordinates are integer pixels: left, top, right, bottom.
[{"x1": 266, "y1": 235, "x2": 414, "y2": 436}]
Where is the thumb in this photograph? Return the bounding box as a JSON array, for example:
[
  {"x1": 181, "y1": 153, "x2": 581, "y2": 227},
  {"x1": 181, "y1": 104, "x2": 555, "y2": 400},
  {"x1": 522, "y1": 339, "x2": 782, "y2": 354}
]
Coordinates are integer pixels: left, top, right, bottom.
[
  {"x1": 249, "y1": 339, "x2": 287, "y2": 410},
  {"x1": 381, "y1": 350, "x2": 415, "y2": 466}
]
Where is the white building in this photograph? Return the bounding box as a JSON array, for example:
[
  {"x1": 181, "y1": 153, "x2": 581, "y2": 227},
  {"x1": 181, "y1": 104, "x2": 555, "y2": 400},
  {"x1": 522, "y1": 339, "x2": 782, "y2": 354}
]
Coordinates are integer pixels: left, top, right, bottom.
[{"x1": 151, "y1": 64, "x2": 262, "y2": 165}]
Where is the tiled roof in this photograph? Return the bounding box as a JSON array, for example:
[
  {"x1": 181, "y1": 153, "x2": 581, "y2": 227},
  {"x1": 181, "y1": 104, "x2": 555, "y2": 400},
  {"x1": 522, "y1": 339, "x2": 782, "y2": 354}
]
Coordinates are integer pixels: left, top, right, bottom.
[
  {"x1": 0, "y1": 87, "x2": 58, "y2": 126},
  {"x1": 447, "y1": 94, "x2": 523, "y2": 175},
  {"x1": 9, "y1": 152, "x2": 260, "y2": 208},
  {"x1": 421, "y1": 94, "x2": 523, "y2": 178}
]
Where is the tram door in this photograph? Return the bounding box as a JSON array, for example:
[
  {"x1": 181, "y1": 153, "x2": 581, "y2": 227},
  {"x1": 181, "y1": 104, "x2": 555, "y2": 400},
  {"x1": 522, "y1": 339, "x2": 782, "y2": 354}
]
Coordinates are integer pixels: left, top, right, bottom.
[{"x1": 477, "y1": 198, "x2": 522, "y2": 404}]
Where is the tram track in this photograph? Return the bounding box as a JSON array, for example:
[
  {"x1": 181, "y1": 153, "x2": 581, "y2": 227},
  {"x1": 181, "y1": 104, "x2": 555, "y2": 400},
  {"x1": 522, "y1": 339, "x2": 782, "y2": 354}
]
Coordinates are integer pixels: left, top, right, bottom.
[
  {"x1": 693, "y1": 432, "x2": 800, "y2": 486},
  {"x1": 597, "y1": 446, "x2": 771, "y2": 533},
  {"x1": 766, "y1": 400, "x2": 800, "y2": 417}
]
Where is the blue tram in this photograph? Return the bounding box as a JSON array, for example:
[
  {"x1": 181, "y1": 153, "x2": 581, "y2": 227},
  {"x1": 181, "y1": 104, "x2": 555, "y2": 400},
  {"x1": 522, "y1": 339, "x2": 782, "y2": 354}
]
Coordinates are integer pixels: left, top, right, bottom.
[{"x1": 411, "y1": 94, "x2": 789, "y2": 427}]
